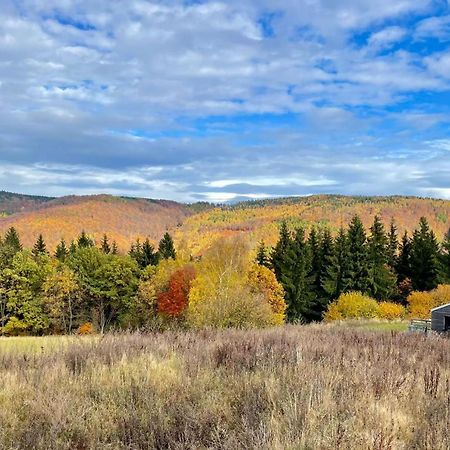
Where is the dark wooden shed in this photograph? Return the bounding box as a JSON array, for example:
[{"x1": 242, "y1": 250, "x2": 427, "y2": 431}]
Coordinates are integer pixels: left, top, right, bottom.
[{"x1": 431, "y1": 303, "x2": 450, "y2": 332}]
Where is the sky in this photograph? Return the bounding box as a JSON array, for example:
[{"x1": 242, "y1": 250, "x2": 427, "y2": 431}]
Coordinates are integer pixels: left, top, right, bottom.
[{"x1": 1, "y1": 0, "x2": 450, "y2": 203}]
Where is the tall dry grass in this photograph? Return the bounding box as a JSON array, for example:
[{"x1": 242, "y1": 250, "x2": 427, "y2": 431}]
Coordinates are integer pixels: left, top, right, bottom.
[{"x1": 0, "y1": 325, "x2": 449, "y2": 449}]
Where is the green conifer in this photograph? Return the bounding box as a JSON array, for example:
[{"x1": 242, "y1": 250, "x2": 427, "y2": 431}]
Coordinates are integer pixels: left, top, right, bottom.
[{"x1": 158, "y1": 232, "x2": 176, "y2": 260}]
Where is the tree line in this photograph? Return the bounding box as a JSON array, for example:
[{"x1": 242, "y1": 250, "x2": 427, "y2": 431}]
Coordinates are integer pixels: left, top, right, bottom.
[
  {"x1": 0, "y1": 229, "x2": 177, "y2": 335},
  {"x1": 257, "y1": 215, "x2": 450, "y2": 322}
]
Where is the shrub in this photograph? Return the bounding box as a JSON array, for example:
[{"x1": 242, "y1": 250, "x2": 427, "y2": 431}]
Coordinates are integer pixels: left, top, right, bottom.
[
  {"x1": 77, "y1": 322, "x2": 95, "y2": 335},
  {"x1": 407, "y1": 284, "x2": 450, "y2": 319},
  {"x1": 1, "y1": 316, "x2": 28, "y2": 336},
  {"x1": 377, "y1": 302, "x2": 406, "y2": 320},
  {"x1": 324, "y1": 292, "x2": 379, "y2": 322}
]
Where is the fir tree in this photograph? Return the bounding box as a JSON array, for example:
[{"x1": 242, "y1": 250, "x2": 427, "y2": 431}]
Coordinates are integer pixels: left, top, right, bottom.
[
  {"x1": 32, "y1": 234, "x2": 48, "y2": 257},
  {"x1": 69, "y1": 241, "x2": 77, "y2": 255},
  {"x1": 77, "y1": 231, "x2": 94, "y2": 248},
  {"x1": 316, "y1": 228, "x2": 334, "y2": 309},
  {"x1": 255, "y1": 240, "x2": 271, "y2": 268},
  {"x1": 100, "y1": 234, "x2": 111, "y2": 254},
  {"x1": 308, "y1": 227, "x2": 323, "y2": 298},
  {"x1": 111, "y1": 241, "x2": 118, "y2": 255},
  {"x1": 347, "y1": 215, "x2": 369, "y2": 293},
  {"x1": 410, "y1": 217, "x2": 440, "y2": 291},
  {"x1": 279, "y1": 227, "x2": 315, "y2": 322},
  {"x1": 367, "y1": 216, "x2": 396, "y2": 299},
  {"x1": 158, "y1": 232, "x2": 176, "y2": 260},
  {"x1": 141, "y1": 239, "x2": 159, "y2": 268},
  {"x1": 386, "y1": 219, "x2": 398, "y2": 269},
  {"x1": 4, "y1": 227, "x2": 22, "y2": 252},
  {"x1": 439, "y1": 228, "x2": 450, "y2": 283},
  {"x1": 271, "y1": 221, "x2": 292, "y2": 281},
  {"x1": 322, "y1": 227, "x2": 352, "y2": 300},
  {"x1": 54, "y1": 238, "x2": 69, "y2": 261},
  {"x1": 396, "y1": 231, "x2": 412, "y2": 282}
]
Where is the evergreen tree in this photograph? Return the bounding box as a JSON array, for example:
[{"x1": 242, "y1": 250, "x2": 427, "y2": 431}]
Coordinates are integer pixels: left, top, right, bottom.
[
  {"x1": 4, "y1": 227, "x2": 22, "y2": 252},
  {"x1": 386, "y1": 219, "x2": 398, "y2": 269},
  {"x1": 271, "y1": 221, "x2": 292, "y2": 281},
  {"x1": 439, "y1": 228, "x2": 450, "y2": 283},
  {"x1": 322, "y1": 227, "x2": 352, "y2": 300},
  {"x1": 279, "y1": 227, "x2": 315, "y2": 322},
  {"x1": 347, "y1": 215, "x2": 369, "y2": 293},
  {"x1": 100, "y1": 234, "x2": 111, "y2": 254},
  {"x1": 396, "y1": 231, "x2": 412, "y2": 282},
  {"x1": 140, "y1": 239, "x2": 159, "y2": 268},
  {"x1": 69, "y1": 241, "x2": 77, "y2": 255},
  {"x1": 158, "y1": 232, "x2": 176, "y2": 260},
  {"x1": 111, "y1": 241, "x2": 118, "y2": 255},
  {"x1": 77, "y1": 231, "x2": 94, "y2": 248},
  {"x1": 54, "y1": 238, "x2": 69, "y2": 262},
  {"x1": 32, "y1": 234, "x2": 48, "y2": 257},
  {"x1": 308, "y1": 227, "x2": 322, "y2": 298},
  {"x1": 410, "y1": 217, "x2": 440, "y2": 291},
  {"x1": 256, "y1": 240, "x2": 271, "y2": 268},
  {"x1": 367, "y1": 216, "x2": 396, "y2": 299},
  {"x1": 129, "y1": 239, "x2": 142, "y2": 261}
]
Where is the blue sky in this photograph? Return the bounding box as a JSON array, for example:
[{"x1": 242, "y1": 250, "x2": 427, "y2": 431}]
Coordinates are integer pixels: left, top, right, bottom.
[{"x1": 0, "y1": 0, "x2": 450, "y2": 202}]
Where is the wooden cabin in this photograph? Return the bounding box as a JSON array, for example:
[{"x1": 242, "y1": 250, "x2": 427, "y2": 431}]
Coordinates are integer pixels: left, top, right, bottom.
[{"x1": 431, "y1": 303, "x2": 450, "y2": 332}]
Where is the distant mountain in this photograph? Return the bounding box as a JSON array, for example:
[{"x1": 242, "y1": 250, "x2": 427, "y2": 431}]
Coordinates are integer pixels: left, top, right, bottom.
[
  {"x1": 176, "y1": 194, "x2": 450, "y2": 253},
  {"x1": 0, "y1": 192, "x2": 448, "y2": 254}
]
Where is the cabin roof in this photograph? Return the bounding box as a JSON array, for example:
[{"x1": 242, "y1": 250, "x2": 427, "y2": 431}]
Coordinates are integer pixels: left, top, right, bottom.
[{"x1": 431, "y1": 303, "x2": 450, "y2": 312}]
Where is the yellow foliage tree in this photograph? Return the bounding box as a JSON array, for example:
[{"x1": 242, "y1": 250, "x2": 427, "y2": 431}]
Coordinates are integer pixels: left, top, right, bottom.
[
  {"x1": 324, "y1": 292, "x2": 379, "y2": 321},
  {"x1": 407, "y1": 284, "x2": 450, "y2": 319},
  {"x1": 377, "y1": 302, "x2": 406, "y2": 320}
]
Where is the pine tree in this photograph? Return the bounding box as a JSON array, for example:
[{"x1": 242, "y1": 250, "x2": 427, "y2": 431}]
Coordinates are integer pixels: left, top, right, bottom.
[
  {"x1": 32, "y1": 234, "x2": 48, "y2": 257},
  {"x1": 279, "y1": 227, "x2": 315, "y2": 322},
  {"x1": 410, "y1": 217, "x2": 440, "y2": 291},
  {"x1": 55, "y1": 238, "x2": 69, "y2": 261},
  {"x1": 367, "y1": 216, "x2": 396, "y2": 299},
  {"x1": 386, "y1": 219, "x2": 398, "y2": 269},
  {"x1": 271, "y1": 221, "x2": 292, "y2": 281},
  {"x1": 158, "y1": 232, "x2": 176, "y2": 260},
  {"x1": 4, "y1": 227, "x2": 22, "y2": 252},
  {"x1": 256, "y1": 240, "x2": 271, "y2": 268},
  {"x1": 77, "y1": 231, "x2": 94, "y2": 248},
  {"x1": 100, "y1": 234, "x2": 111, "y2": 254},
  {"x1": 439, "y1": 228, "x2": 450, "y2": 283},
  {"x1": 111, "y1": 241, "x2": 118, "y2": 255},
  {"x1": 347, "y1": 215, "x2": 369, "y2": 293},
  {"x1": 322, "y1": 227, "x2": 352, "y2": 300}
]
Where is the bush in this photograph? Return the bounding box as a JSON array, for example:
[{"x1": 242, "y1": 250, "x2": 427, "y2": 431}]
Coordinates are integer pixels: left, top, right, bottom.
[
  {"x1": 77, "y1": 322, "x2": 95, "y2": 335},
  {"x1": 407, "y1": 284, "x2": 450, "y2": 319},
  {"x1": 377, "y1": 302, "x2": 406, "y2": 320},
  {"x1": 324, "y1": 292, "x2": 379, "y2": 322},
  {"x1": 1, "y1": 316, "x2": 29, "y2": 336}
]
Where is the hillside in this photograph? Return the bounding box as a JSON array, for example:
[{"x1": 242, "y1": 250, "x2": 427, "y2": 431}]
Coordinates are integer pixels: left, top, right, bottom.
[
  {"x1": 0, "y1": 194, "x2": 194, "y2": 251},
  {"x1": 0, "y1": 191, "x2": 55, "y2": 215},
  {"x1": 176, "y1": 194, "x2": 450, "y2": 253}
]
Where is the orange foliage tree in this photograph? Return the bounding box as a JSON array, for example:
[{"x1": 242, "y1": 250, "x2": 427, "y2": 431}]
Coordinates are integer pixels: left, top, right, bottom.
[{"x1": 157, "y1": 266, "x2": 196, "y2": 318}]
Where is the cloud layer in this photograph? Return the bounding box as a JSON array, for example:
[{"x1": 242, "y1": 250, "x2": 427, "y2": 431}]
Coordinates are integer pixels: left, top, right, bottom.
[{"x1": 0, "y1": 0, "x2": 449, "y2": 202}]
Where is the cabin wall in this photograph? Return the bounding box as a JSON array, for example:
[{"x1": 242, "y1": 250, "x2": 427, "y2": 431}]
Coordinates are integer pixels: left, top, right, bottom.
[{"x1": 431, "y1": 305, "x2": 450, "y2": 331}]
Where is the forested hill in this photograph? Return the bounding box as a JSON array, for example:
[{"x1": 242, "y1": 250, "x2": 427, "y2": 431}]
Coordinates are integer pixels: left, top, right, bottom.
[
  {"x1": 0, "y1": 192, "x2": 448, "y2": 253},
  {"x1": 177, "y1": 195, "x2": 450, "y2": 253},
  {"x1": 0, "y1": 193, "x2": 195, "y2": 251}
]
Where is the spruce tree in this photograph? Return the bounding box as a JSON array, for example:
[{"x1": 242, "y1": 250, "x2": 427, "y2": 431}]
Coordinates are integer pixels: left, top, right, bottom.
[
  {"x1": 322, "y1": 227, "x2": 352, "y2": 300},
  {"x1": 308, "y1": 227, "x2": 322, "y2": 298},
  {"x1": 4, "y1": 227, "x2": 22, "y2": 252},
  {"x1": 55, "y1": 238, "x2": 69, "y2": 261},
  {"x1": 279, "y1": 227, "x2": 315, "y2": 322},
  {"x1": 256, "y1": 240, "x2": 271, "y2": 268},
  {"x1": 439, "y1": 228, "x2": 450, "y2": 283},
  {"x1": 77, "y1": 231, "x2": 94, "y2": 248},
  {"x1": 69, "y1": 241, "x2": 77, "y2": 255},
  {"x1": 396, "y1": 231, "x2": 412, "y2": 282},
  {"x1": 141, "y1": 238, "x2": 159, "y2": 268},
  {"x1": 158, "y1": 232, "x2": 176, "y2": 260},
  {"x1": 32, "y1": 234, "x2": 48, "y2": 257},
  {"x1": 100, "y1": 234, "x2": 111, "y2": 254},
  {"x1": 386, "y1": 219, "x2": 398, "y2": 269},
  {"x1": 410, "y1": 217, "x2": 440, "y2": 291},
  {"x1": 271, "y1": 221, "x2": 292, "y2": 281},
  {"x1": 111, "y1": 241, "x2": 118, "y2": 255},
  {"x1": 347, "y1": 215, "x2": 369, "y2": 293},
  {"x1": 367, "y1": 216, "x2": 396, "y2": 299}
]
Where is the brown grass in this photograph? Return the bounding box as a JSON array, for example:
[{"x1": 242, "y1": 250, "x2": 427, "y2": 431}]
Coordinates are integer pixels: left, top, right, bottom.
[{"x1": 0, "y1": 325, "x2": 449, "y2": 449}]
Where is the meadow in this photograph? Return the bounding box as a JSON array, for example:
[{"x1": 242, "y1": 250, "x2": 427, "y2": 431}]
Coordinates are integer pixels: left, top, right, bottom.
[{"x1": 0, "y1": 324, "x2": 449, "y2": 449}]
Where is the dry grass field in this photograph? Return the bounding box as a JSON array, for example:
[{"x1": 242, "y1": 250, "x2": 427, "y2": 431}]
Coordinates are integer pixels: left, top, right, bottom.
[{"x1": 0, "y1": 325, "x2": 449, "y2": 449}]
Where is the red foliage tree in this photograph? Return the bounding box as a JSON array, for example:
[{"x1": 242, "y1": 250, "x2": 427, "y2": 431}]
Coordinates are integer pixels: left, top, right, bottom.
[{"x1": 157, "y1": 265, "x2": 196, "y2": 318}]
